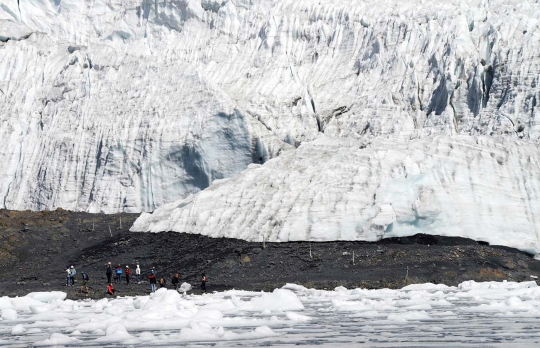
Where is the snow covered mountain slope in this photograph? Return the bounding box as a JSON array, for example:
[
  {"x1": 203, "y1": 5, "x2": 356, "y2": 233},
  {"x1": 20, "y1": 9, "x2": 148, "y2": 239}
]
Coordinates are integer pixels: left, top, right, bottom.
[{"x1": 2, "y1": 0, "x2": 540, "y2": 250}]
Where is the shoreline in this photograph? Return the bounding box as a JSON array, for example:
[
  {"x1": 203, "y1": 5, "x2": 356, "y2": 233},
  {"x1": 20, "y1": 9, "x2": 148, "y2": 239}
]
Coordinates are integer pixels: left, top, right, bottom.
[{"x1": 1, "y1": 209, "x2": 539, "y2": 300}]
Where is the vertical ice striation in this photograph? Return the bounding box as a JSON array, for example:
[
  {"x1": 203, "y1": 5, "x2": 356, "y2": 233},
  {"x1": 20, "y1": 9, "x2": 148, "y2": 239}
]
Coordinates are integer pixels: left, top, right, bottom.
[
  {"x1": 0, "y1": 0, "x2": 292, "y2": 212},
  {"x1": 1, "y1": 0, "x2": 540, "y2": 250},
  {"x1": 132, "y1": 136, "x2": 540, "y2": 254}
]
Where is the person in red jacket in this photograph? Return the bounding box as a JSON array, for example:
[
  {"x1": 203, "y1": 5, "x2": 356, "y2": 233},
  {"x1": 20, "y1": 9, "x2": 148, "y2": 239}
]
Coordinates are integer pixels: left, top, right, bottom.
[
  {"x1": 107, "y1": 283, "x2": 115, "y2": 296},
  {"x1": 125, "y1": 265, "x2": 131, "y2": 285},
  {"x1": 148, "y1": 272, "x2": 157, "y2": 293}
]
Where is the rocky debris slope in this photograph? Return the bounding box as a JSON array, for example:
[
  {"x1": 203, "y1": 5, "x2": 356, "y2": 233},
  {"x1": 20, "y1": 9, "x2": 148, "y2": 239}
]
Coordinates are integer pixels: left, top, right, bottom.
[
  {"x1": 1, "y1": 0, "x2": 539, "y2": 214},
  {"x1": 0, "y1": 210, "x2": 539, "y2": 299}
]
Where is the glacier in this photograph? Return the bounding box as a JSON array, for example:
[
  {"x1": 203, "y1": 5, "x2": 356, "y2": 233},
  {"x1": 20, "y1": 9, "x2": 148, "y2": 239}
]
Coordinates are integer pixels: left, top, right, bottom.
[
  {"x1": 1, "y1": 1, "x2": 540, "y2": 251},
  {"x1": 132, "y1": 135, "x2": 540, "y2": 253}
]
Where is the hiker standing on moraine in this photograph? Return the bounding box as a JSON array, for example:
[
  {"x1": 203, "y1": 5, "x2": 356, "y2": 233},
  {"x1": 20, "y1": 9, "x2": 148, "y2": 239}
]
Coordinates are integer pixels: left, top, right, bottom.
[
  {"x1": 66, "y1": 266, "x2": 71, "y2": 286},
  {"x1": 80, "y1": 271, "x2": 89, "y2": 293},
  {"x1": 136, "y1": 264, "x2": 141, "y2": 284},
  {"x1": 106, "y1": 262, "x2": 112, "y2": 283},
  {"x1": 125, "y1": 265, "x2": 131, "y2": 285},
  {"x1": 115, "y1": 264, "x2": 122, "y2": 283},
  {"x1": 70, "y1": 266, "x2": 77, "y2": 286},
  {"x1": 172, "y1": 273, "x2": 180, "y2": 290},
  {"x1": 148, "y1": 272, "x2": 157, "y2": 293},
  {"x1": 201, "y1": 273, "x2": 208, "y2": 293}
]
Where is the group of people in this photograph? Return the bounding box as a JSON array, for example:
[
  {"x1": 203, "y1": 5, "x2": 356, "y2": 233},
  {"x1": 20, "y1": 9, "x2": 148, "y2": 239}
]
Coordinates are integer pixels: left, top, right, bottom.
[
  {"x1": 104, "y1": 262, "x2": 209, "y2": 296},
  {"x1": 65, "y1": 265, "x2": 89, "y2": 294},
  {"x1": 65, "y1": 263, "x2": 208, "y2": 296},
  {"x1": 105, "y1": 262, "x2": 140, "y2": 285}
]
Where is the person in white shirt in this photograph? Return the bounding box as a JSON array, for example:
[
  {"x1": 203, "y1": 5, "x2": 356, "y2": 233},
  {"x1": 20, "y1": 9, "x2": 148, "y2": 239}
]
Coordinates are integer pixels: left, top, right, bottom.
[
  {"x1": 66, "y1": 267, "x2": 71, "y2": 286},
  {"x1": 136, "y1": 264, "x2": 141, "y2": 284}
]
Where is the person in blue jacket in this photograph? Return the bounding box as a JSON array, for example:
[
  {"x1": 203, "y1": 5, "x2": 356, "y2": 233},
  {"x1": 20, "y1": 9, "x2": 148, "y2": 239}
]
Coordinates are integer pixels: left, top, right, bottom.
[{"x1": 115, "y1": 264, "x2": 123, "y2": 283}]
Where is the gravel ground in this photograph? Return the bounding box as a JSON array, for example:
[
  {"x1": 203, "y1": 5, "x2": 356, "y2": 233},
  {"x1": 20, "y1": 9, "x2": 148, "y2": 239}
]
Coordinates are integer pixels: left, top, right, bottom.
[{"x1": 1, "y1": 209, "x2": 539, "y2": 299}]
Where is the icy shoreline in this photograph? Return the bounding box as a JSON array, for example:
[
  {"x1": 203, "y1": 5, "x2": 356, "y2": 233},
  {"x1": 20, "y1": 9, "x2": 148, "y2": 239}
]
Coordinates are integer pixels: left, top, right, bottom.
[
  {"x1": 2, "y1": 280, "x2": 540, "y2": 346},
  {"x1": 2, "y1": 209, "x2": 540, "y2": 301}
]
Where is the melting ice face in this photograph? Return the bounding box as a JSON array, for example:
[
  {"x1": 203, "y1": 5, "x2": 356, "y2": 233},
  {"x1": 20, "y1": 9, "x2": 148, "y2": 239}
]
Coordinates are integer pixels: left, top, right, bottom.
[{"x1": 1, "y1": 280, "x2": 540, "y2": 346}]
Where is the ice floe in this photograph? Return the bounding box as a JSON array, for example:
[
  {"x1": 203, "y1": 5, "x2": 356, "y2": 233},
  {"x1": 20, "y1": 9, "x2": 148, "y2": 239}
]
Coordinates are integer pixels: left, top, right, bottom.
[{"x1": 0, "y1": 280, "x2": 540, "y2": 346}]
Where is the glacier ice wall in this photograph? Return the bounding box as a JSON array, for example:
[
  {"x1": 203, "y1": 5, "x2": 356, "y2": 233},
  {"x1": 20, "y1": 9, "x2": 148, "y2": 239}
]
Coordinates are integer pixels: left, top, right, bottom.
[
  {"x1": 0, "y1": 0, "x2": 291, "y2": 212},
  {"x1": 128, "y1": 0, "x2": 540, "y2": 252},
  {"x1": 132, "y1": 136, "x2": 540, "y2": 253},
  {"x1": 1, "y1": 0, "x2": 540, "y2": 250}
]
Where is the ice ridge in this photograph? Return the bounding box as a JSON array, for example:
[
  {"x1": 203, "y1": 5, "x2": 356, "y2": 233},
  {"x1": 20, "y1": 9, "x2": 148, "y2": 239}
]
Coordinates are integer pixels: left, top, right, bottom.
[{"x1": 0, "y1": 1, "x2": 539, "y2": 252}]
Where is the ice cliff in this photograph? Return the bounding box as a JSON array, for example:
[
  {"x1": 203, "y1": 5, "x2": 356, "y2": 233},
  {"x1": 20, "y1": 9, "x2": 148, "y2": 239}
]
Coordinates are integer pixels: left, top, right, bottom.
[
  {"x1": 1, "y1": 1, "x2": 540, "y2": 251},
  {"x1": 133, "y1": 135, "x2": 540, "y2": 254}
]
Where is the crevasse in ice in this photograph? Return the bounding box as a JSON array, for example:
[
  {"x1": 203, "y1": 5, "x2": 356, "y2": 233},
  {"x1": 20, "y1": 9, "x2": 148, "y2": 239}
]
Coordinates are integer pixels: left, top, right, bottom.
[{"x1": 1, "y1": 1, "x2": 540, "y2": 251}]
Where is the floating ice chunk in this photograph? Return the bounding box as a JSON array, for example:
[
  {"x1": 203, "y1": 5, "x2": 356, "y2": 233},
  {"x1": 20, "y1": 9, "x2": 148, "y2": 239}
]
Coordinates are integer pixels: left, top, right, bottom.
[
  {"x1": 179, "y1": 320, "x2": 222, "y2": 340},
  {"x1": 27, "y1": 328, "x2": 42, "y2": 334},
  {"x1": 286, "y1": 312, "x2": 312, "y2": 321},
  {"x1": 403, "y1": 304, "x2": 432, "y2": 311},
  {"x1": 252, "y1": 326, "x2": 277, "y2": 337},
  {"x1": 95, "y1": 323, "x2": 132, "y2": 342},
  {"x1": 1, "y1": 309, "x2": 17, "y2": 320},
  {"x1": 104, "y1": 306, "x2": 123, "y2": 316},
  {"x1": 11, "y1": 324, "x2": 25, "y2": 335},
  {"x1": 25, "y1": 292, "x2": 67, "y2": 303},
  {"x1": 162, "y1": 290, "x2": 182, "y2": 304},
  {"x1": 70, "y1": 330, "x2": 81, "y2": 336},
  {"x1": 351, "y1": 310, "x2": 387, "y2": 318},
  {"x1": 180, "y1": 282, "x2": 192, "y2": 292},
  {"x1": 92, "y1": 299, "x2": 108, "y2": 311},
  {"x1": 251, "y1": 289, "x2": 304, "y2": 311},
  {"x1": 282, "y1": 284, "x2": 309, "y2": 293},
  {"x1": 8, "y1": 297, "x2": 45, "y2": 310},
  {"x1": 143, "y1": 301, "x2": 177, "y2": 312},
  {"x1": 34, "y1": 333, "x2": 79, "y2": 346},
  {"x1": 0, "y1": 297, "x2": 13, "y2": 309},
  {"x1": 425, "y1": 326, "x2": 444, "y2": 331},
  {"x1": 139, "y1": 332, "x2": 155, "y2": 341},
  {"x1": 505, "y1": 296, "x2": 524, "y2": 307},
  {"x1": 123, "y1": 331, "x2": 157, "y2": 345},
  {"x1": 179, "y1": 299, "x2": 196, "y2": 309},
  {"x1": 29, "y1": 305, "x2": 53, "y2": 314},
  {"x1": 202, "y1": 299, "x2": 236, "y2": 311},
  {"x1": 194, "y1": 309, "x2": 223, "y2": 320},
  {"x1": 402, "y1": 284, "x2": 451, "y2": 291},
  {"x1": 431, "y1": 299, "x2": 453, "y2": 307},
  {"x1": 387, "y1": 311, "x2": 431, "y2": 322},
  {"x1": 152, "y1": 288, "x2": 169, "y2": 297},
  {"x1": 133, "y1": 296, "x2": 150, "y2": 309},
  {"x1": 75, "y1": 320, "x2": 111, "y2": 333}
]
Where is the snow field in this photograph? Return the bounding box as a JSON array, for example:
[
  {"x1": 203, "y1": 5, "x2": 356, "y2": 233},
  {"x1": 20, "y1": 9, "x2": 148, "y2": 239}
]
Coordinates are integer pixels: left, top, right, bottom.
[{"x1": 0, "y1": 280, "x2": 540, "y2": 346}]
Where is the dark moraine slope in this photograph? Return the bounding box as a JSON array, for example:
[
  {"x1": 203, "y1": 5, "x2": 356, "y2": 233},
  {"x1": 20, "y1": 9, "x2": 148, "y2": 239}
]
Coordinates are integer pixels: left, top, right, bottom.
[{"x1": 0, "y1": 209, "x2": 539, "y2": 299}]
